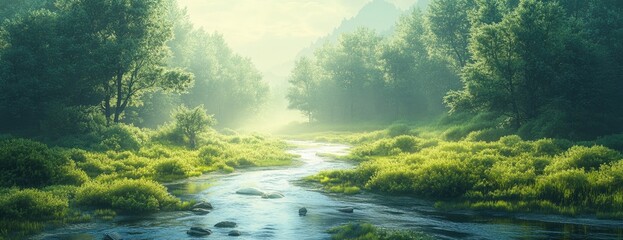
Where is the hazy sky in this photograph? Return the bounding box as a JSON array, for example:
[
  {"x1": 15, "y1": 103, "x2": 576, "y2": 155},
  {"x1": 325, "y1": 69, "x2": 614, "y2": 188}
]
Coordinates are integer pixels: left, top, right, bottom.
[{"x1": 177, "y1": 0, "x2": 417, "y2": 74}]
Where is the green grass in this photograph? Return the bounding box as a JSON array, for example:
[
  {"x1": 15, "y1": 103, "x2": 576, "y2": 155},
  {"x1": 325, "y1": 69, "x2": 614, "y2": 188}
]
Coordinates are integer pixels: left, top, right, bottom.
[
  {"x1": 0, "y1": 125, "x2": 295, "y2": 238},
  {"x1": 306, "y1": 124, "x2": 623, "y2": 218}
]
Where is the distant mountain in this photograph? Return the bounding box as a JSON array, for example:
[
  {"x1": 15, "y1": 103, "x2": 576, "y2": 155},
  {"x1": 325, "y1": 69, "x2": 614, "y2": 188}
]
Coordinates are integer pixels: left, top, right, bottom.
[{"x1": 296, "y1": 0, "x2": 403, "y2": 58}]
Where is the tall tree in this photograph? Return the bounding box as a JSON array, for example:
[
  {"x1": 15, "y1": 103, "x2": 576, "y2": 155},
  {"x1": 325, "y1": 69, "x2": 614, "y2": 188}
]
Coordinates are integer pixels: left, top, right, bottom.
[
  {"x1": 318, "y1": 27, "x2": 384, "y2": 121},
  {"x1": 72, "y1": 0, "x2": 193, "y2": 125},
  {"x1": 182, "y1": 31, "x2": 268, "y2": 126},
  {"x1": 425, "y1": 0, "x2": 477, "y2": 70},
  {"x1": 381, "y1": 9, "x2": 458, "y2": 119},
  {"x1": 287, "y1": 57, "x2": 319, "y2": 122}
]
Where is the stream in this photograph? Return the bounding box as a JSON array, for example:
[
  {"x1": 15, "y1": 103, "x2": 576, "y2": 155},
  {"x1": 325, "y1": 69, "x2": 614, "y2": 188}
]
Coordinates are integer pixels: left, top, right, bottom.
[{"x1": 34, "y1": 141, "x2": 623, "y2": 240}]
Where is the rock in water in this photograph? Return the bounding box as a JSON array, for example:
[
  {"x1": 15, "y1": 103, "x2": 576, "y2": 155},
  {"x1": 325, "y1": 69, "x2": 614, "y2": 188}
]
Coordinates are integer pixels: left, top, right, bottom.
[
  {"x1": 193, "y1": 201, "x2": 214, "y2": 209},
  {"x1": 337, "y1": 207, "x2": 354, "y2": 213},
  {"x1": 235, "y1": 187, "x2": 264, "y2": 196},
  {"x1": 299, "y1": 207, "x2": 307, "y2": 216},
  {"x1": 103, "y1": 232, "x2": 122, "y2": 240},
  {"x1": 228, "y1": 230, "x2": 242, "y2": 236},
  {"x1": 261, "y1": 192, "x2": 284, "y2": 199},
  {"x1": 191, "y1": 208, "x2": 211, "y2": 215},
  {"x1": 187, "y1": 227, "x2": 212, "y2": 236},
  {"x1": 214, "y1": 221, "x2": 237, "y2": 228}
]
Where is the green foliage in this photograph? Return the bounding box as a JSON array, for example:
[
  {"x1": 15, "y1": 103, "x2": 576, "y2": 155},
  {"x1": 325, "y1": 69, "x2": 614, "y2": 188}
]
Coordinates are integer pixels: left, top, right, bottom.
[
  {"x1": 76, "y1": 179, "x2": 180, "y2": 214},
  {"x1": 350, "y1": 136, "x2": 438, "y2": 160},
  {"x1": 328, "y1": 223, "x2": 432, "y2": 240},
  {"x1": 310, "y1": 130, "x2": 623, "y2": 216},
  {"x1": 545, "y1": 146, "x2": 621, "y2": 172},
  {"x1": 0, "y1": 139, "x2": 87, "y2": 187},
  {"x1": 153, "y1": 158, "x2": 199, "y2": 182},
  {"x1": 173, "y1": 105, "x2": 216, "y2": 148},
  {"x1": 0, "y1": 188, "x2": 68, "y2": 221},
  {"x1": 386, "y1": 124, "x2": 411, "y2": 137},
  {"x1": 97, "y1": 124, "x2": 147, "y2": 151},
  {"x1": 198, "y1": 145, "x2": 224, "y2": 165}
]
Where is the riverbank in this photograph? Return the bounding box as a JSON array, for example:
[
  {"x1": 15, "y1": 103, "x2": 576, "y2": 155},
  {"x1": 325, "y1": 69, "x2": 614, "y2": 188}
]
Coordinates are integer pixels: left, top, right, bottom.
[
  {"x1": 27, "y1": 140, "x2": 623, "y2": 239},
  {"x1": 301, "y1": 124, "x2": 623, "y2": 219},
  {"x1": 0, "y1": 127, "x2": 295, "y2": 239}
]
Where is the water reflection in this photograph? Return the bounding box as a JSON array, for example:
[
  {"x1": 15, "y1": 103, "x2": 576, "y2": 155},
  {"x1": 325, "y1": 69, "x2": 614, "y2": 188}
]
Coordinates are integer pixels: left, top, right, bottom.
[{"x1": 34, "y1": 141, "x2": 623, "y2": 240}]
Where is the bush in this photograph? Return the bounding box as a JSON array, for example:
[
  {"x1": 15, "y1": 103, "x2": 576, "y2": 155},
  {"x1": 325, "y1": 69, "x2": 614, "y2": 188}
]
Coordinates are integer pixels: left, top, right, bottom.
[
  {"x1": 153, "y1": 159, "x2": 193, "y2": 182},
  {"x1": 465, "y1": 128, "x2": 513, "y2": 142},
  {"x1": 546, "y1": 145, "x2": 621, "y2": 172},
  {"x1": 412, "y1": 160, "x2": 471, "y2": 198},
  {"x1": 76, "y1": 179, "x2": 180, "y2": 213},
  {"x1": 97, "y1": 124, "x2": 146, "y2": 151},
  {"x1": 198, "y1": 145, "x2": 224, "y2": 165},
  {"x1": 536, "y1": 169, "x2": 590, "y2": 206},
  {"x1": 386, "y1": 124, "x2": 411, "y2": 137},
  {"x1": 0, "y1": 139, "x2": 79, "y2": 187},
  {"x1": 40, "y1": 105, "x2": 105, "y2": 139},
  {"x1": 595, "y1": 134, "x2": 623, "y2": 152},
  {"x1": 0, "y1": 188, "x2": 68, "y2": 221}
]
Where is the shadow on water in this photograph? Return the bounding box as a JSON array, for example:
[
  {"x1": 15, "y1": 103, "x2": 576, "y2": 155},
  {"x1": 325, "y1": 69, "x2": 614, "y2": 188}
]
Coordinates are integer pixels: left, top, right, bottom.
[{"x1": 33, "y1": 141, "x2": 623, "y2": 240}]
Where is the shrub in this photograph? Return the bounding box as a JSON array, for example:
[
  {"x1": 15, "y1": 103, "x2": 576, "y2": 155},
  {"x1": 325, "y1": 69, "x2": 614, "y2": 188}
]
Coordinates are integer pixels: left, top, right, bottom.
[
  {"x1": 546, "y1": 145, "x2": 621, "y2": 172},
  {"x1": 97, "y1": 124, "x2": 145, "y2": 151},
  {"x1": 412, "y1": 160, "x2": 471, "y2": 198},
  {"x1": 465, "y1": 128, "x2": 513, "y2": 142},
  {"x1": 198, "y1": 145, "x2": 224, "y2": 165},
  {"x1": 595, "y1": 134, "x2": 623, "y2": 152},
  {"x1": 153, "y1": 159, "x2": 193, "y2": 182},
  {"x1": 150, "y1": 123, "x2": 186, "y2": 146},
  {"x1": 40, "y1": 105, "x2": 105, "y2": 139},
  {"x1": 0, "y1": 188, "x2": 68, "y2": 221},
  {"x1": 393, "y1": 136, "x2": 419, "y2": 153},
  {"x1": 0, "y1": 139, "x2": 71, "y2": 187},
  {"x1": 76, "y1": 179, "x2": 180, "y2": 213},
  {"x1": 386, "y1": 124, "x2": 411, "y2": 137},
  {"x1": 536, "y1": 169, "x2": 590, "y2": 206}
]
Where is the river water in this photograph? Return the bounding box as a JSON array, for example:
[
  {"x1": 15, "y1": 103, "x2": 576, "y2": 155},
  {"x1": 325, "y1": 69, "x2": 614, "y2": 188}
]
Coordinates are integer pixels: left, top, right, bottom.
[{"x1": 34, "y1": 141, "x2": 623, "y2": 240}]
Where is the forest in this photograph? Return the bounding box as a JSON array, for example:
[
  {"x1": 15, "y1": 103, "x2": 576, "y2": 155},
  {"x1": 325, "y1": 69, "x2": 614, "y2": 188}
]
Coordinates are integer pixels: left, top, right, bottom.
[{"x1": 0, "y1": 0, "x2": 622, "y2": 239}]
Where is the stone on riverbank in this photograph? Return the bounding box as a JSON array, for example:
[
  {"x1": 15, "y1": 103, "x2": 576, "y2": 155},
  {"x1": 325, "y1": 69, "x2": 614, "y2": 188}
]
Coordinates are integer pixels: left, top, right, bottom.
[{"x1": 193, "y1": 201, "x2": 213, "y2": 209}]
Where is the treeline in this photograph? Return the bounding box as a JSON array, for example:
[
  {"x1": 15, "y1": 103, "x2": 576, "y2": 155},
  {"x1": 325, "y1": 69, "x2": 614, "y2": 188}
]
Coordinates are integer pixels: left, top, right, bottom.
[
  {"x1": 0, "y1": 0, "x2": 268, "y2": 138},
  {"x1": 288, "y1": 0, "x2": 623, "y2": 140}
]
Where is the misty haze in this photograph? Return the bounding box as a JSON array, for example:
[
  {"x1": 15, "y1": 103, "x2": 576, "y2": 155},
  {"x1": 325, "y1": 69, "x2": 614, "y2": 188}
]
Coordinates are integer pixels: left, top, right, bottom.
[{"x1": 1, "y1": 0, "x2": 623, "y2": 239}]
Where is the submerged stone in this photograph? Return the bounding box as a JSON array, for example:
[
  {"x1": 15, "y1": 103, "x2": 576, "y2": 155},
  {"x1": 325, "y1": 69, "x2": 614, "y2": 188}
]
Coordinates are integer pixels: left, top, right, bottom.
[
  {"x1": 228, "y1": 230, "x2": 241, "y2": 236},
  {"x1": 235, "y1": 187, "x2": 264, "y2": 196},
  {"x1": 187, "y1": 227, "x2": 212, "y2": 236},
  {"x1": 215, "y1": 221, "x2": 237, "y2": 228},
  {"x1": 299, "y1": 207, "x2": 307, "y2": 216},
  {"x1": 261, "y1": 192, "x2": 285, "y2": 199},
  {"x1": 337, "y1": 207, "x2": 354, "y2": 213}
]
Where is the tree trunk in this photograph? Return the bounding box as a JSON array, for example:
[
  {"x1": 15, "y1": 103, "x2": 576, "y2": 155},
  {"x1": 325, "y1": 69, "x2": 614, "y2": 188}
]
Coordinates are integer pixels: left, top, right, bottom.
[{"x1": 113, "y1": 69, "x2": 124, "y2": 123}]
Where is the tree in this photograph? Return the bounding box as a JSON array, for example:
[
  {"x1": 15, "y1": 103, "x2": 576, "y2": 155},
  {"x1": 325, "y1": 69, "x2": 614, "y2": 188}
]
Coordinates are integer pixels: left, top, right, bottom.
[
  {"x1": 70, "y1": 0, "x2": 194, "y2": 125},
  {"x1": 425, "y1": 0, "x2": 477, "y2": 70},
  {"x1": 318, "y1": 28, "x2": 384, "y2": 121},
  {"x1": 173, "y1": 105, "x2": 215, "y2": 149},
  {"x1": 182, "y1": 31, "x2": 268, "y2": 126},
  {"x1": 380, "y1": 9, "x2": 458, "y2": 119},
  {"x1": 287, "y1": 57, "x2": 319, "y2": 122}
]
